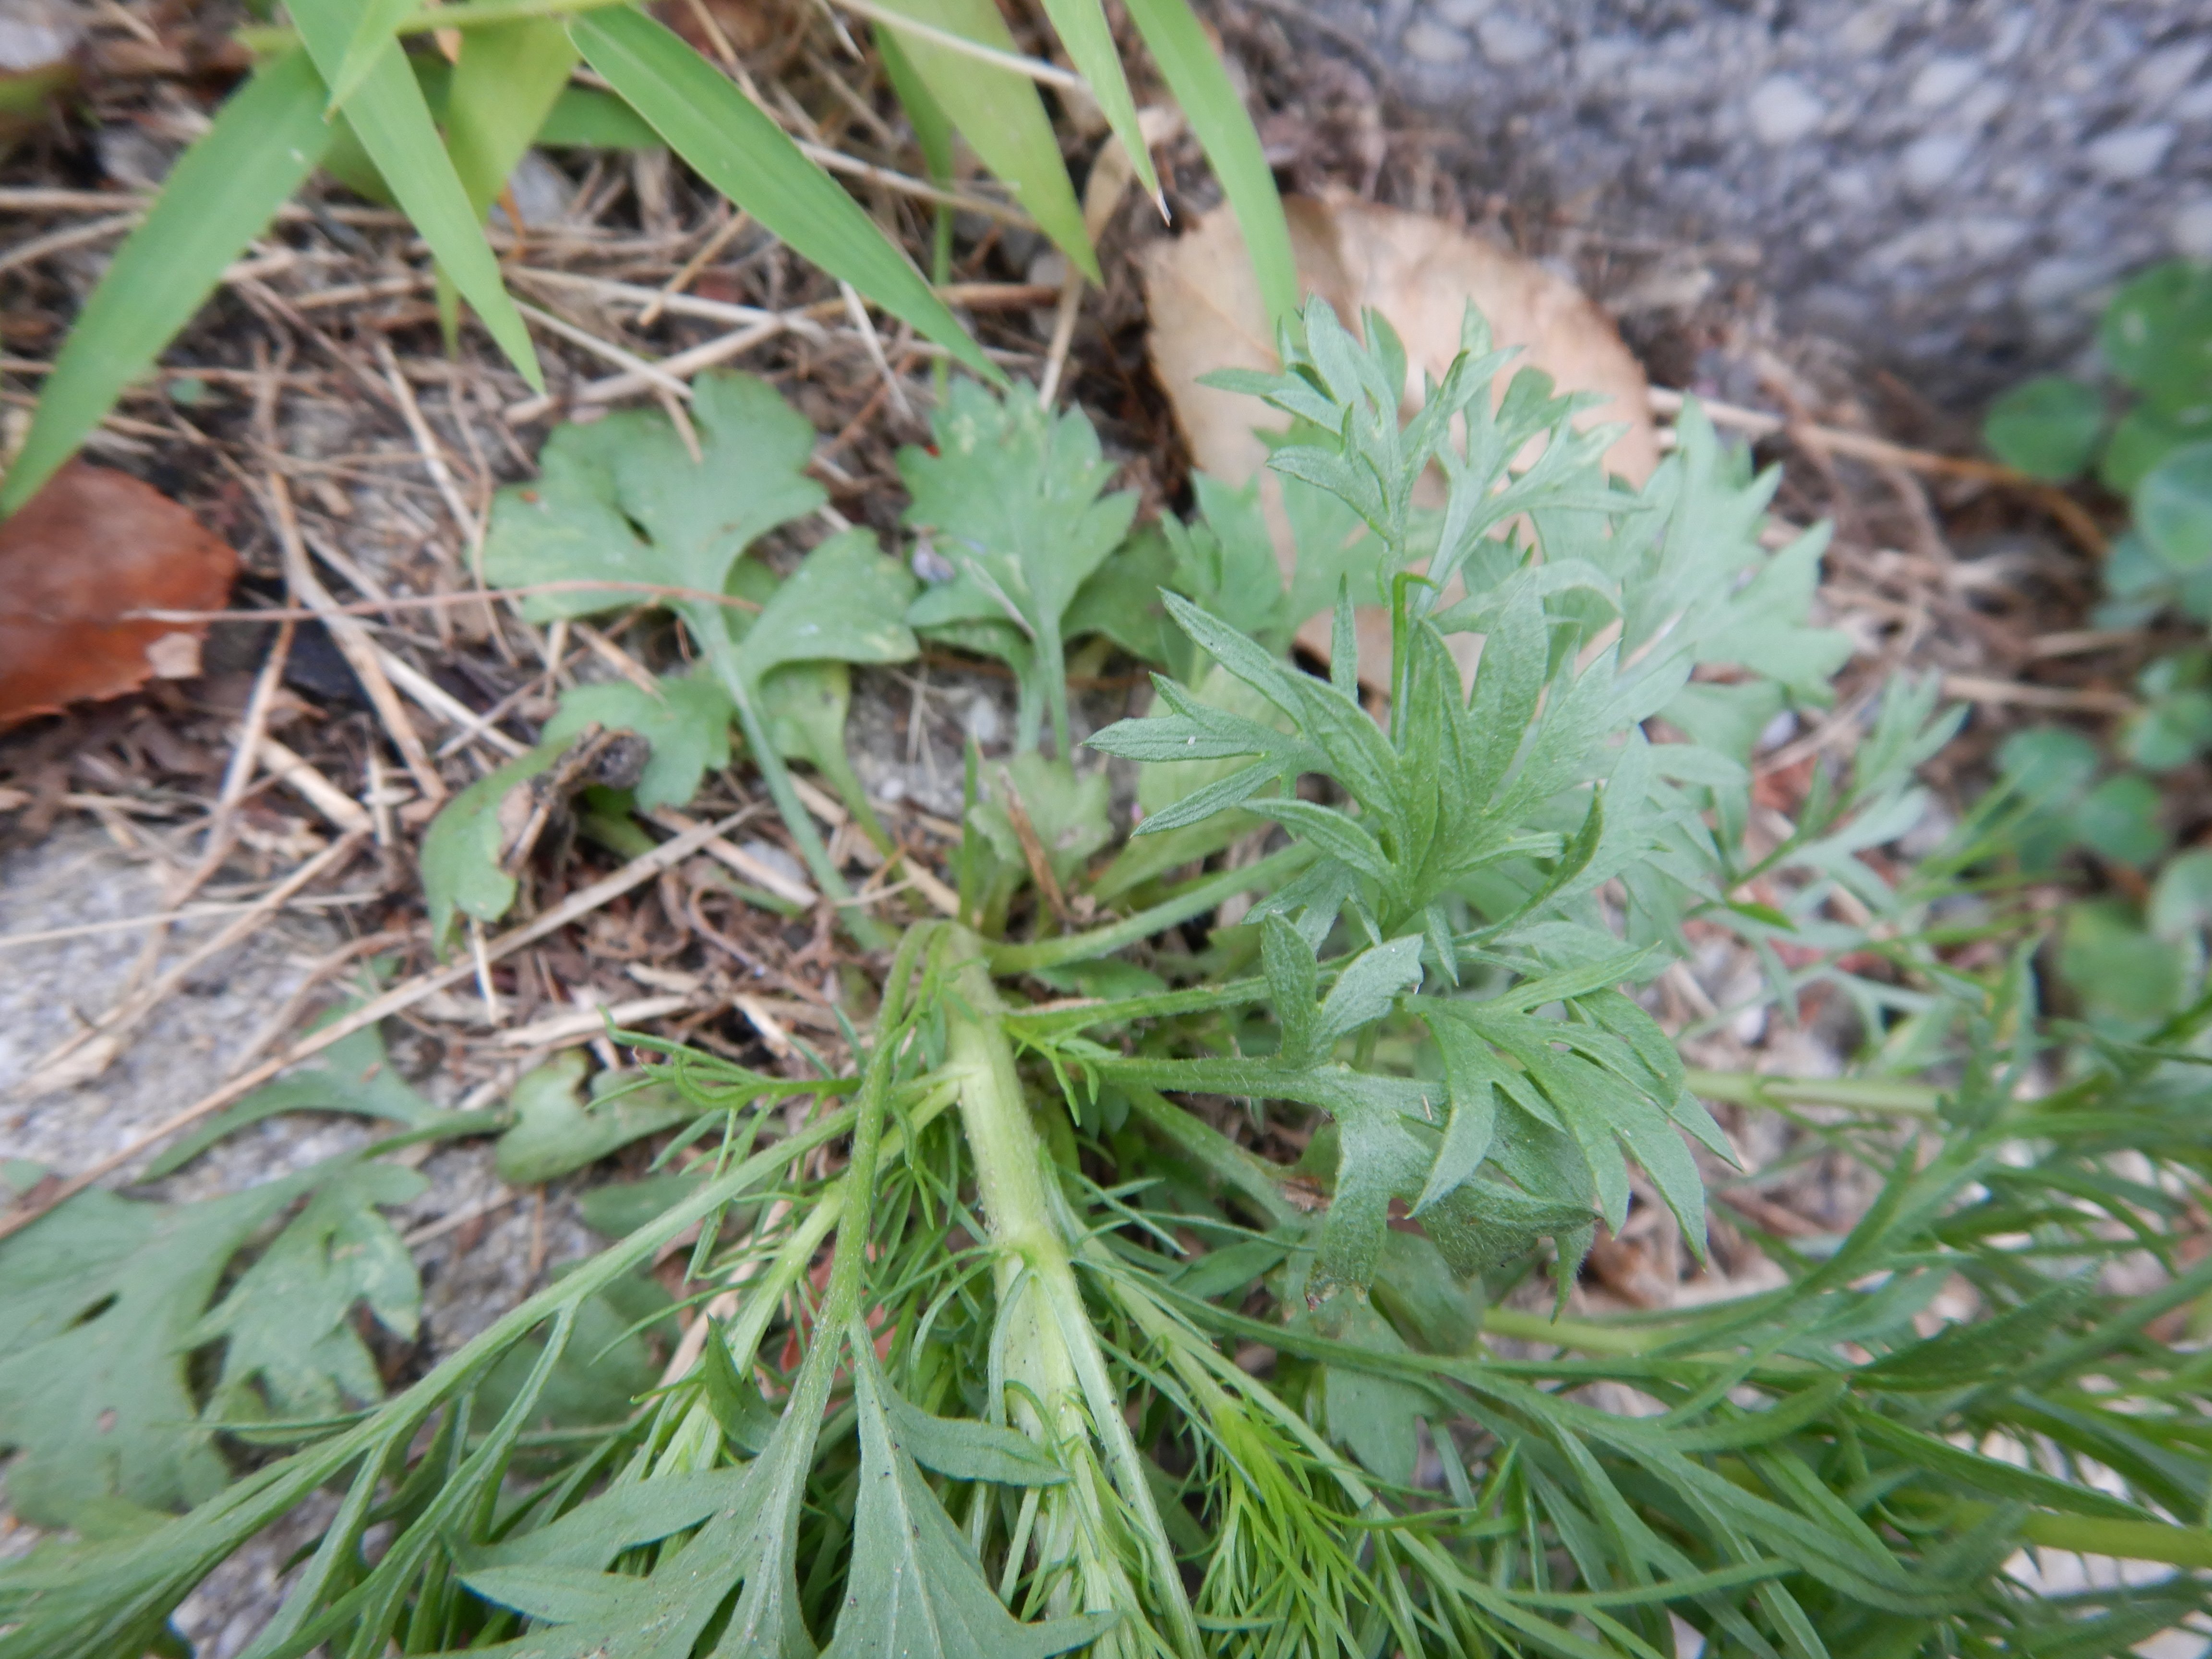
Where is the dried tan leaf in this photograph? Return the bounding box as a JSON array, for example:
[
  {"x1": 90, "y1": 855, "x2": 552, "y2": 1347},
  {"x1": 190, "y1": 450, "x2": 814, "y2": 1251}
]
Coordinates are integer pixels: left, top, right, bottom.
[
  {"x1": 0, "y1": 460, "x2": 239, "y2": 728},
  {"x1": 1141, "y1": 190, "x2": 1658, "y2": 677}
]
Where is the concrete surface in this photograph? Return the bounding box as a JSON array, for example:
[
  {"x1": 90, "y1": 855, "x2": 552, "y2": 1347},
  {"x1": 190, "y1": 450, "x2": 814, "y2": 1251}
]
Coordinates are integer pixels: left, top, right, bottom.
[{"x1": 1308, "y1": 0, "x2": 2212, "y2": 399}]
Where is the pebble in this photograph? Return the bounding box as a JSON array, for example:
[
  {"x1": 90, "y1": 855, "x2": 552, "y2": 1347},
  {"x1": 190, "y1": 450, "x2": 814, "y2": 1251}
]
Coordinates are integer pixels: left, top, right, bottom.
[
  {"x1": 1907, "y1": 56, "x2": 1980, "y2": 109},
  {"x1": 2172, "y1": 199, "x2": 2212, "y2": 262},
  {"x1": 1900, "y1": 132, "x2": 1975, "y2": 195},
  {"x1": 1401, "y1": 18, "x2": 1469, "y2": 64},
  {"x1": 2084, "y1": 124, "x2": 2176, "y2": 181},
  {"x1": 1475, "y1": 12, "x2": 1546, "y2": 67},
  {"x1": 1746, "y1": 74, "x2": 1825, "y2": 146}
]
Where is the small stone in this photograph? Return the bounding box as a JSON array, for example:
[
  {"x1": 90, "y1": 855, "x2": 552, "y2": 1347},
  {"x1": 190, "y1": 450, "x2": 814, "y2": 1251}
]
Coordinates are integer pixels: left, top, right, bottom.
[
  {"x1": 1401, "y1": 18, "x2": 1470, "y2": 64},
  {"x1": 1827, "y1": 167, "x2": 1876, "y2": 208},
  {"x1": 2172, "y1": 200, "x2": 2212, "y2": 262},
  {"x1": 1835, "y1": 7, "x2": 1899, "y2": 56},
  {"x1": 2020, "y1": 254, "x2": 2113, "y2": 311},
  {"x1": 1431, "y1": 0, "x2": 1492, "y2": 27},
  {"x1": 738, "y1": 840, "x2": 808, "y2": 892},
  {"x1": 2134, "y1": 41, "x2": 2210, "y2": 107},
  {"x1": 1908, "y1": 55, "x2": 1980, "y2": 108},
  {"x1": 2085, "y1": 124, "x2": 2176, "y2": 181},
  {"x1": 1957, "y1": 216, "x2": 2030, "y2": 261},
  {"x1": 1746, "y1": 75, "x2": 1825, "y2": 146},
  {"x1": 1475, "y1": 12, "x2": 1546, "y2": 67},
  {"x1": 961, "y1": 693, "x2": 1003, "y2": 749},
  {"x1": 1900, "y1": 131, "x2": 1974, "y2": 194}
]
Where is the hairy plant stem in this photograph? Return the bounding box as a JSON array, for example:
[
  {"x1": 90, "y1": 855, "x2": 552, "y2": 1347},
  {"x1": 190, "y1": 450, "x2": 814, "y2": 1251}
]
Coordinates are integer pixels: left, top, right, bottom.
[{"x1": 942, "y1": 929, "x2": 1203, "y2": 1657}]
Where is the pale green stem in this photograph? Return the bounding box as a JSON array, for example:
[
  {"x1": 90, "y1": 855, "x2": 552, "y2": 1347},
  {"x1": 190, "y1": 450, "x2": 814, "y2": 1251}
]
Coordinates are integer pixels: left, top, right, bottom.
[
  {"x1": 943, "y1": 930, "x2": 1203, "y2": 1658},
  {"x1": 1684, "y1": 1068, "x2": 1945, "y2": 1118},
  {"x1": 697, "y1": 623, "x2": 889, "y2": 951},
  {"x1": 989, "y1": 842, "x2": 1312, "y2": 974}
]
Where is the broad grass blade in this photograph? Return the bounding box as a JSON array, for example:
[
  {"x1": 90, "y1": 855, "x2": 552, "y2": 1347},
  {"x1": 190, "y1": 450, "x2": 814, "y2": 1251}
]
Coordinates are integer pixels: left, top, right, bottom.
[
  {"x1": 571, "y1": 8, "x2": 998, "y2": 381},
  {"x1": 323, "y1": 0, "x2": 420, "y2": 113},
  {"x1": 875, "y1": 27, "x2": 954, "y2": 184},
  {"x1": 1123, "y1": 0, "x2": 1297, "y2": 328},
  {"x1": 1033, "y1": 0, "x2": 1160, "y2": 204},
  {"x1": 439, "y1": 18, "x2": 578, "y2": 343},
  {"x1": 445, "y1": 18, "x2": 579, "y2": 215},
  {"x1": 867, "y1": 0, "x2": 1097, "y2": 283},
  {"x1": 0, "y1": 50, "x2": 331, "y2": 514},
  {"x1": 289, "y1": 0, "x2": 546, "y2": 390}
]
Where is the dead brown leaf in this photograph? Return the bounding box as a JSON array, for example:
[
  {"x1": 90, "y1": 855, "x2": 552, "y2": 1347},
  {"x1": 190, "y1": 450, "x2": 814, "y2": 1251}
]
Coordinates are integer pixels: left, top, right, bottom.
[
  {"x1": 1140, "y1": 191, "x2": 1659, "y2": 678},
  {"x1": 0, "y1": 460, "x2": 239, "y2": 729}
]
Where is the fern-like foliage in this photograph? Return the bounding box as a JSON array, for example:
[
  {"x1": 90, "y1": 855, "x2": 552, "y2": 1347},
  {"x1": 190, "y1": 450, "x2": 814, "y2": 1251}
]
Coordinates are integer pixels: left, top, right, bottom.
[{"x1": 1092, "y1": 299, "x2": 1946, "y2": 1296}]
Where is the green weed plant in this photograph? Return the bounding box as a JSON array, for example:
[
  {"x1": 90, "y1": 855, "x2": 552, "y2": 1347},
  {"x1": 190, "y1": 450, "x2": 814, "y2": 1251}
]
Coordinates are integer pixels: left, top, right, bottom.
[
  {"x1": 3, "y1": 306, "x2": 2208, "y2": 1658},
  {"x1": 1986, "y1": 261, "x2": 2212, "y2": 1026}
]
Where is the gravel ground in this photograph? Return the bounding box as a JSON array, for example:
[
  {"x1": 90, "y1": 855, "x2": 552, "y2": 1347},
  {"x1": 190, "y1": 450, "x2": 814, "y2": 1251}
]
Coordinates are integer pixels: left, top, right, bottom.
[{"x1": 1285, "y1": 0, "x2": 2212, "y2": 400}]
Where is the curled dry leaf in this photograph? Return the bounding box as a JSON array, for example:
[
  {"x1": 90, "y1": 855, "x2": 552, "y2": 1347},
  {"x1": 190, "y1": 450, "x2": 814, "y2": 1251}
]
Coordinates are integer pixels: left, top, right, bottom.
[
  {"x1": 1140, "y1": 189, "x2": 1658, "y2": 677},
  {"x1": 0, "y1": 460, "x2": 238, "y2": 729}
]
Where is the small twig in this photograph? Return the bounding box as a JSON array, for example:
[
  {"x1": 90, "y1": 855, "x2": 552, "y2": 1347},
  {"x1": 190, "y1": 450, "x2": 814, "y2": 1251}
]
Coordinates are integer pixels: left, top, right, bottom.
[
  {"x1": 0, "y1": 210, "x2": 141, "y2": 275},
  {"x1": 495, "y1": 993, "x2": 695, "y2": 1048},
  {"x1": 2024, "y1": 627, "x2": 2142, "y2": 660},
  {"x1": 1648, "y1": 385, "x2": 2110, "y2": 557},
  {"x1": 370, "y1": 643, "x2": 532, "y2": 758},
  {"x1": 0, "y1": 811, "x2": 751, "y2": 1239},
  {"x1": 124, "y1": 579, "x2": 764, "y2": 624},
  {"x1": 1037, "y1": 277, "x2": 1083, "y2": 407},
  {"x1": 259, "y1": 735, "x2": 375, "y2": 833},
  {"x1": 264, "y1": 470, "x2": 447, "y2": 802},
  {"x1": 0, "y1": 890, "x2": 386, "y2": 950},
  {"x1": 641, "y1": 209, "x2": 753, "y2": 327},
  {"x1": 374, "y1": 338, "x2": 482, "y2": 545},
  {"x1": 839, "y1": 282, "x2": 913, "y2": 420},
  {"x1": 509, "y1": 296, "x2": 696, "y2": 401},
  {"x1": 404, "y1": 1187, "x2": 522, "y2": 1249},
  {"x1": 648, "y1": 806, "x2": 817, "y2": 907},
  {"x1": 994, "y1": 765, "x2": 1071, "y2": 929},
  {"x1": 1939, "y1": 673, "x2": 2135, "y2": 715}
]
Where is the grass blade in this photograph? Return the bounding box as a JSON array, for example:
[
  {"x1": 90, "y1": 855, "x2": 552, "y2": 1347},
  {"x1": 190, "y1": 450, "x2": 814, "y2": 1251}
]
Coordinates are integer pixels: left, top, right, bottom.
[
  {"x1": 0, "y1": 50, "x2": 332, "y2": 515},
  {"x1": 869, "y1": 0, "x2": 1097, "y2": 283},
  {"x1": 439, "y1": 18, "x2": 578, "y2": 342},
  {"x1": 445, "y1": 18, "x2": 579, "y2": 215},
  {"x1": 1121, "y1": 0, "x2": 1297, "y2": 328},
  {"x1": 570, "y1": 7, "x2": 997, "y2": 382},
  {"x1": 1032, "y1": 0, "x2": 1160, "y2": 205},
  {"x1": 289, "y1": 0, "x2": 545, "y2": 391},
  {"x1": 323, "y1": 0, "x2": 420, "y2": 113}
]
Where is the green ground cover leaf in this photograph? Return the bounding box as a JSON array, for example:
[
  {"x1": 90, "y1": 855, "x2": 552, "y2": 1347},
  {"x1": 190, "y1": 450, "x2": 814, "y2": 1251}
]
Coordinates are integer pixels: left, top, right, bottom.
[
  {"x1": 185, "y1": 1162, "x2": 427, "y2": 1425},
  {"x1": 144, "y1": 1008, "x2": 444, "y2": 1179},
  {"x1": 495, "y1": 1054, "x2": 699, "y2": 1183},
  {"x1": 902, "y1": 381, "x2": 1138, "y2": 756},
  {"x1": 543, "y1": 673, "x2": 733, "y2": 812},
  {"x1": 420, "y1": 740, "x2": 567, "y2": 950},
  {"x1": 483, "y1": 373, "x2": 824, "y2": 623},
  {"x1": 1983, "y1": 374, "x2": 2105, "y2": 480},
  {"x1": 0, "y1": 1157, "x2": 402, "y2": 1527}
]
